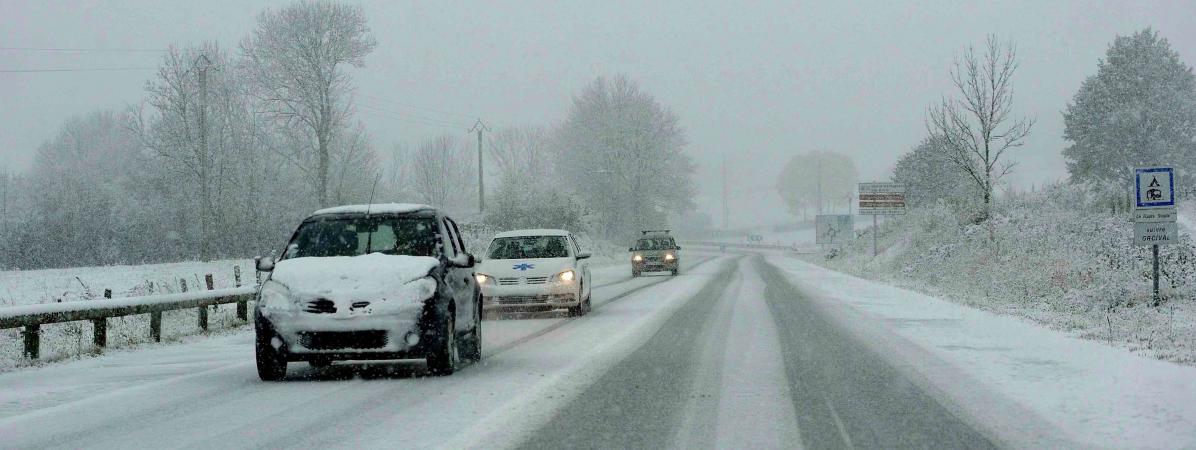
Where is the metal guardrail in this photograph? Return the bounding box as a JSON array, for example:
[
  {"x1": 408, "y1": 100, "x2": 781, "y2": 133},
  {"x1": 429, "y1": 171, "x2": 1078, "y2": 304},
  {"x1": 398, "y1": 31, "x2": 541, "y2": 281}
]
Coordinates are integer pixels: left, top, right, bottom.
[
  {"x1": 682, "y1": 240, "x2": 816, "y2": 253},
  {"x1": 1, "y1": 281, "x2": 257, "y2": 360}
]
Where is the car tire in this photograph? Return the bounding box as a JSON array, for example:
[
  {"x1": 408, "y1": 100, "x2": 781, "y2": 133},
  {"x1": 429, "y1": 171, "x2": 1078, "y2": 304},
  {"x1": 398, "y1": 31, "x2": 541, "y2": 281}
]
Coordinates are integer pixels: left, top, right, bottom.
[
  {"x1": 462, "y1": 296, "x2": 483, "y2": 363},
  {"x1": 632, "y1": 270, "x2": 640, "y2": 278},
  {"x1": 671, "y1": 268, "x2": 679, "y2": 276},
  {"x1": 567, "y1": 283, "x2": 588, "y2": 317},
  {"x1": 426, "y1": 309, "x2": 460, "y2": 376},
  {"x1": 255, "y1": 327, "x2": 287, "y2": 382}
]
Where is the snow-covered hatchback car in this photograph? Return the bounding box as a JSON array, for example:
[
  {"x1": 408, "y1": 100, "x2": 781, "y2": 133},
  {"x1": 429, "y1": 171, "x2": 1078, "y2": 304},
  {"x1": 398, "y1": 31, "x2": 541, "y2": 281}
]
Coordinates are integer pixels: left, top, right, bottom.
[
  {"x1": 476, "y1": 229, "x2": 593, "y2": 317},
  {"x1": 253, "y1": 204, "x2": 481, "y2": 380}
]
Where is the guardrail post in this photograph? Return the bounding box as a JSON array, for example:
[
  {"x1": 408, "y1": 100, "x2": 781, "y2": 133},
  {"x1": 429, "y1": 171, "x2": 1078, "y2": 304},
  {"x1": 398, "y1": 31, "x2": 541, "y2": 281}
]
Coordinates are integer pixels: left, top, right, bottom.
[
  {"x1": 150, "y1": 311, "x2": 162, "y2": 342},
  {"x1": 198, "y1": 275, "x2": 212, "y2": 331},
  {"x1": 93, "y1": 289, "x2": 111, "y2": 349},
  {"x1": 234, "y1": 266, "x2": 247, "y2": 321},
  {"x1": 22, "y1": 324, "x2": 39, "y2": 359}
]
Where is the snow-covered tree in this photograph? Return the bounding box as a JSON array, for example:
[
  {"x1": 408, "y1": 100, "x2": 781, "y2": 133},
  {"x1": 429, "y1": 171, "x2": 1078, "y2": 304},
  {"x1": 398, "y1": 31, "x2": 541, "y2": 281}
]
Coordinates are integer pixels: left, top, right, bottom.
[
  {"x1": 892, "y1": 138, "x2": 976, "y2": 207},
  {"x1": 132, "y1": 43, "x2": 246, "y2": 261},
  {"x1": 1063, "y1": 28, "x2": 1196, "y2": 189},
  {"x1": 556, "y1": 75, "x2": 696, "y2": 239},
  {"x1": 406, "y1": 135, "x2": 475, "y2": 210},
  {"x1": 776, "y1": 150, "x2": 858, "y2": 218},
  {"x1": 241, "y1": 0, "x2": 376, "y2": 207},
  {"x1": 927, "y1": 35, "x2": 1034, "y2": 220}
]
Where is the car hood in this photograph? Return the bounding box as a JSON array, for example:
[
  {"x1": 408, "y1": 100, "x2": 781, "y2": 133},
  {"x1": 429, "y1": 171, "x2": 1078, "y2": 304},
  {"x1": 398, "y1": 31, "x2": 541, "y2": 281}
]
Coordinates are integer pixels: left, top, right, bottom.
[
  {"x1": 478, "y1": 257, "x2": 574, "y2": 278},
  {"x1": 271, "y1": 253, "x2": 440, "y2": 305}
]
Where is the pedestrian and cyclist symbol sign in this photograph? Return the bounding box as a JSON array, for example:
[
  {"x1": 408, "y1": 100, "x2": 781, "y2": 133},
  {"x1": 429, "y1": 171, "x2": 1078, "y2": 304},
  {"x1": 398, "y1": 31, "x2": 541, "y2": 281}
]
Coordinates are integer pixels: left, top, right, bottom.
[{"x1": 1135, "y1": 167, "x2": 1174, "y2": 208}]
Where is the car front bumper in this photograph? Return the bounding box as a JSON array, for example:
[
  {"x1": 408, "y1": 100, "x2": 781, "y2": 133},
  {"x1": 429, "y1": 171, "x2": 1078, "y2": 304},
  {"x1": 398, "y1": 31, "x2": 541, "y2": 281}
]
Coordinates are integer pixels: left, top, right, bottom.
[
  {"x1": 633, "y1": 259, "x2": 678, "y2": 271},
  {"x1": 259, "y1": 301, "x2": 427, "y2": 356},
  {"x1": 481, "y1": 283, "x2": 580, "y2": 311}
]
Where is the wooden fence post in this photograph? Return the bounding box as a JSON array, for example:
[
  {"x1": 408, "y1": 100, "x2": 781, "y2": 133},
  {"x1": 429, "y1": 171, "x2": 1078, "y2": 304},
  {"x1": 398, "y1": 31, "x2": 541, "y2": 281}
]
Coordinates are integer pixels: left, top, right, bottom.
[
  {"x1": 234, "y1": 266, "x2": 247, "y2": 321},
  {"x1": 198, "y1": 275, "x2": 213, "y2": 331},
  {"x1": 150, "y1": 311, "x2": 162, "y2": 342},
  {"x1": 22, "y1": 324, "x2": 39, "y2": 359},
  {"x1": 91, "y1": 289, "x2": 111, "y2": 349}
]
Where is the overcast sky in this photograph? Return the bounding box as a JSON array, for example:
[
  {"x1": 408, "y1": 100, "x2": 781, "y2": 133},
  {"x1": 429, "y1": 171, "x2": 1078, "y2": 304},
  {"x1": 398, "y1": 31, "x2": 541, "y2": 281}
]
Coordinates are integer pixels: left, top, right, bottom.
[{"x1": 3, "y1": 1, "x2": 1195, "y2": 228}]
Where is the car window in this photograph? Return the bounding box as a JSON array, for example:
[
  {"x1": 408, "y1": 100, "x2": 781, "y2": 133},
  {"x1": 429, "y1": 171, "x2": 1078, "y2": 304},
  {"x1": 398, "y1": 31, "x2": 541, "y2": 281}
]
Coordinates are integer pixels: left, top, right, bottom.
[
  {"x1": 284, "y1": 217, "x2": 437, "y2": 258},
  {"x1": 635, "y1": 237, "x2": 675, "y2": 250},
  {"x1": 488, "y1": 236, "x2": 570, "y2": 259},
  {"x1": 447, "y1": 218, "x2": 468, "y2": 254},
  {"x1": 441, "y1": 218, "x2": 459, "y2": 257}
]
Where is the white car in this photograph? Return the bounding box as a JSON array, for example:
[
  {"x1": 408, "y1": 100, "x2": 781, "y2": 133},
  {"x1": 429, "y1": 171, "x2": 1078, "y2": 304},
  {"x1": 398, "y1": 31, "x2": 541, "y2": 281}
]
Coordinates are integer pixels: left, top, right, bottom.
[{"x1": 476, "y1": 229, "x2": 593, "y2": 316}]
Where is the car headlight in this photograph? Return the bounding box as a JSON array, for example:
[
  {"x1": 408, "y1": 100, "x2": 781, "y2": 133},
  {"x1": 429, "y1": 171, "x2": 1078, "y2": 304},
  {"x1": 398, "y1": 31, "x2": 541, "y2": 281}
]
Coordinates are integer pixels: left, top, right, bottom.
[
  {"x1": 476, "y1": 273, "x2": 495, "y2": 285},
  {"x1": 664, "y1": 253, "x2": 675, "y2": 261},
  {"x1": 632, "y1": 254, "x2": 643, "y2": 262},
  {"x1": 552, "y1": 269, "x2": 576, "y2": 283},
  {"x1": 258, "y1": 280, "x2": 295, "y2": 312}
]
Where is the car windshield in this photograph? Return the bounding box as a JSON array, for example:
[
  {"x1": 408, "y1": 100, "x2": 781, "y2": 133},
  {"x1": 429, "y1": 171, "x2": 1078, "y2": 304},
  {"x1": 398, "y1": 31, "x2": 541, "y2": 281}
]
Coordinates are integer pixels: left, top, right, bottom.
[
  {"x1": 283, "y1": 217, "x2": 437, "y2": 258},
  {"x1": 488, "y1": 236, "x2": 569, "y2": 259},
  {"x1": 635, "y1": 237, "x2": 675, "y2": 250}
]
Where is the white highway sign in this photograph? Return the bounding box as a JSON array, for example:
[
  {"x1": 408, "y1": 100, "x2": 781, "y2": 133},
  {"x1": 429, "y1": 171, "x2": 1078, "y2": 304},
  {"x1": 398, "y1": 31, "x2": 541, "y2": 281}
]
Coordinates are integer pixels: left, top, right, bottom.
[
  {"x1": 1134, "y1": 222, "x2": 1178, "y2": 246},
  {"x1": 1135, "y1": 167, "x2": 1175, "y2": 209},
  {"x1": 858, "y1": 182, "x2": 907, "y2": 216}
]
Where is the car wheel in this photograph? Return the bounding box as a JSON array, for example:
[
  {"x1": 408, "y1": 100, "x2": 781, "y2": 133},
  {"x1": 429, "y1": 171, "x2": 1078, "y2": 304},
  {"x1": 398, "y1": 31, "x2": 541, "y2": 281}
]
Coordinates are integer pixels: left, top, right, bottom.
[
  {"x1": 255, "y1": 327, "x2": 287, "y2": 381},
  {"x1": 567, "y1": 283, "x2": 587, "y2": 317},
  {"x1": 462, "y1": 296, "x2": 483, "y2": 363},
  {"x1": 671, "y1": 268, "x2": 679, "y2": 276},
  {"x1": 632, "y1": 270, "x2": 640, "y2": 278},
  {"x1": 426, "y1": 309, "x2": 460, "y2": 376}
]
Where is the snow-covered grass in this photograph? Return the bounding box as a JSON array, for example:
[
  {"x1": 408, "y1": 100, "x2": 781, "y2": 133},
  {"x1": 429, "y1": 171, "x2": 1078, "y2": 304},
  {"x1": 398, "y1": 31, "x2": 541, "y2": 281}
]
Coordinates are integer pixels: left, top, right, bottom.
[
  {"x1": 767, "y1": 255, "x2": 1196, "y2": 448},
  {"x1": 0, "y1": 259, "x2": 255, "y2": 371},
  {"x1": 804, "y1": 184, "x2": 1196, "y2": 365}
]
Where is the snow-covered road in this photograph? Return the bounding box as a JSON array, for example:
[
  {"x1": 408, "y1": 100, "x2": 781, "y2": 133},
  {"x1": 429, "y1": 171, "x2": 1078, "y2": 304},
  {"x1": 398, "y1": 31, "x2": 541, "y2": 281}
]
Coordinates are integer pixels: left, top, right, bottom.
[{"x1": 3, "y1": 250, "x2": 1195, "y2": 449}]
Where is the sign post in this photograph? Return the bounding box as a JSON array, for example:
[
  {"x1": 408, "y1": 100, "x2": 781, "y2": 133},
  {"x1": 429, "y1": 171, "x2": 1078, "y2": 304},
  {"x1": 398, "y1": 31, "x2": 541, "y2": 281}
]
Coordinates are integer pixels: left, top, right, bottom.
[
  {"x1": 1132, "y1": 166, "x2": 1177, "y2": 306},
  {"x1": 858, "y1": 182, "x2": 906, "y2": 256}
]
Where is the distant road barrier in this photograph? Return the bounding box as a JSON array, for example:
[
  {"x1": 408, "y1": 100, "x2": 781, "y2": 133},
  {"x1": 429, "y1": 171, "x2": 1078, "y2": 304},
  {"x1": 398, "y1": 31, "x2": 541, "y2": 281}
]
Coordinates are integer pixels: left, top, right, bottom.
[
  {"x1": 0, "y1": 268, "x2": 257, "y2": 360},
  {"x1": 682, "y1": 240, "x2": 816, "y2": 254}
]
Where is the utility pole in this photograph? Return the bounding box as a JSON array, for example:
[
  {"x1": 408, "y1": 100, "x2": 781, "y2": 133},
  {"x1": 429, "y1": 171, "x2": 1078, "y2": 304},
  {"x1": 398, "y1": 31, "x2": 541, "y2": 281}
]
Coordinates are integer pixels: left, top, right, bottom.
[
  {"x1": 468, "y1": 119, "x2": 490, "y2": 214},
  {"x1": 722, "y1": 156, "x2": 728, "y2": 231},
  {"x1": 194, "y1": 54, "x2": 212, "y2": 261},
  {"x1": 816, "y1": 152, "x2": 823, "y2": 215}
]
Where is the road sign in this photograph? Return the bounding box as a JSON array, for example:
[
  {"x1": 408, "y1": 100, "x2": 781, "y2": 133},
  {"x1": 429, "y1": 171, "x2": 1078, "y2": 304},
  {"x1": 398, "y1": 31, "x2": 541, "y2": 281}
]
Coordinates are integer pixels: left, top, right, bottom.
[
  {"x1": 858, "y1": 182, "x2": 906, "y2": 215},
  {"x1": 815, "y1": 214, "x2": 853, "y2": 245},
  {"x1": 1135, "y1": 167, "x2": 1175, "y2": 208},
  {"x1": 1134, "y1": 222, "x2": 1178, "y2": 246},
  {"x1": 1133, "y1": 207, "x2": 1178, "y2": 223}
]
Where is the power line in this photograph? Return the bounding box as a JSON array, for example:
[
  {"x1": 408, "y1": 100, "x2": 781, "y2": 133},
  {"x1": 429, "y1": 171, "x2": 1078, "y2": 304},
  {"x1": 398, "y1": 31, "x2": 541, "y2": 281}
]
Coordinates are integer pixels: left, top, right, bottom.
[
  {"x1": 357, "y1": 103, "x2": 471, "y2": 129},
  {"x1": 356, "y1": 109, "x2": 465, "y2": 130},
  {"x1": 359, "y1": 94, "x2": 477, "y2": 120},
  {"x1": 0, "y1": 47, "x2": 166, "y2": 53},
  {"x1": 0, "y1": 67, "x2": 157, "y2": 73}
]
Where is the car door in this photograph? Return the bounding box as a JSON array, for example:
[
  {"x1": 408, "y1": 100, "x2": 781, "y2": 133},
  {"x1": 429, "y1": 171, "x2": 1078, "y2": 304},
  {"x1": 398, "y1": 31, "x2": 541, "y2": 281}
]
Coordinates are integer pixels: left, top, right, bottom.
[
  {"x1": 441, "y1": 217, "x2": 476, "y2": 333},
  {"x1": 570, "y1": 234, "x2": 591, "y2": 299}
]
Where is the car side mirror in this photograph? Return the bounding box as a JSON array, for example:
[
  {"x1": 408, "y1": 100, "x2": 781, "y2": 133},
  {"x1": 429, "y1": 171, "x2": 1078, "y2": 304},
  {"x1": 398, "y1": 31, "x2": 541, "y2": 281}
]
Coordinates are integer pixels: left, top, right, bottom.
[
  {"x1": 255, "y1": 256, "x2": 275, "y2": 272},
  {"x1": 458, "y1": 253, "x2": 476, "y2": 268},
  {"x1": 577, "y1": 251, "x2": 592, "y2": 260},
  {"x1": 675, "y1": 246, "x2": 682, "y2": 250},
  {"x1": 628, "y1": 247, "x2": 635, "y2": 252}
]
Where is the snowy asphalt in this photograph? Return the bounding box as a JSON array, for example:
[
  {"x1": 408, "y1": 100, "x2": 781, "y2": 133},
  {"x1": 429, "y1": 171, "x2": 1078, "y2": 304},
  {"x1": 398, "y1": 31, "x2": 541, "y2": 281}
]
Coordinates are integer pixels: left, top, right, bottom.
[
  {"x1": 519, "y1": 256, "x2": 994, "y2": 449},
  {"x1": 0, "y1": 252, "x2": 1003, "y2": 449}
]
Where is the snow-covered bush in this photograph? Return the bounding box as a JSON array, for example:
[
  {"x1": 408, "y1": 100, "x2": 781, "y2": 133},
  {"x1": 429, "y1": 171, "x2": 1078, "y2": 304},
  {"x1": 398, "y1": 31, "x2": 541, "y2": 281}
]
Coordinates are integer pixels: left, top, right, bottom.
[{"x1": 813, "y1": 184, "x2": 1196, "y2": 364}]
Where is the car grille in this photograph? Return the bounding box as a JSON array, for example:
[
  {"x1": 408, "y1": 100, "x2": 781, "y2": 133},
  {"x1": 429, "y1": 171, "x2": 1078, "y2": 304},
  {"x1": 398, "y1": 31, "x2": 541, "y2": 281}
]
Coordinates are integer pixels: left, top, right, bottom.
[
  {"x1": 298, "y1": 331, "x2": 388, "y2": 350},
  {"x1": 304, "y1": 298, "x2": 337, "y2": 314},
  {"x1": 495, "y1": 296, "x2": 541, "y2": 304},
  {"x1": 497, "y1": 276, "x2": 549, "y2": 285}
]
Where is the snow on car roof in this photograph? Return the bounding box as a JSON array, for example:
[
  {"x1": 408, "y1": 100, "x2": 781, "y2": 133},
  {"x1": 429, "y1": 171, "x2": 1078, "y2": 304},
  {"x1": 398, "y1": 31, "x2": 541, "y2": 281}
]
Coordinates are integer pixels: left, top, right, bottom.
[
  {"x1": 493, "y1": 228, "x2": 571, "y2": 238},
  {"x1": 310, "y1": 203, "x2": 435, "y2": 217}
]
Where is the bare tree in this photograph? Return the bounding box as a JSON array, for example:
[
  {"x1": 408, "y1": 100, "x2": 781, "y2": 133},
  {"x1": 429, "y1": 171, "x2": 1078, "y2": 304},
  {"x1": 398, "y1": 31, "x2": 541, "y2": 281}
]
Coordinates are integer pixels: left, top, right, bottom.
[
  {"x1": 487, "y1": 125, "x2": 552, "y2": 183},
  {"x1": 927, "y1": 35, "x2": 1034, "y2": 220},
  {"x1": 408, "y1": 135, "x2": 473, "y2": 209},
  {"x1": 132, "y1": 43, "x2": 238, "y2": 261},
  {"x1": 241, "y1": 0, "x2": 376, "y2": 207}
]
